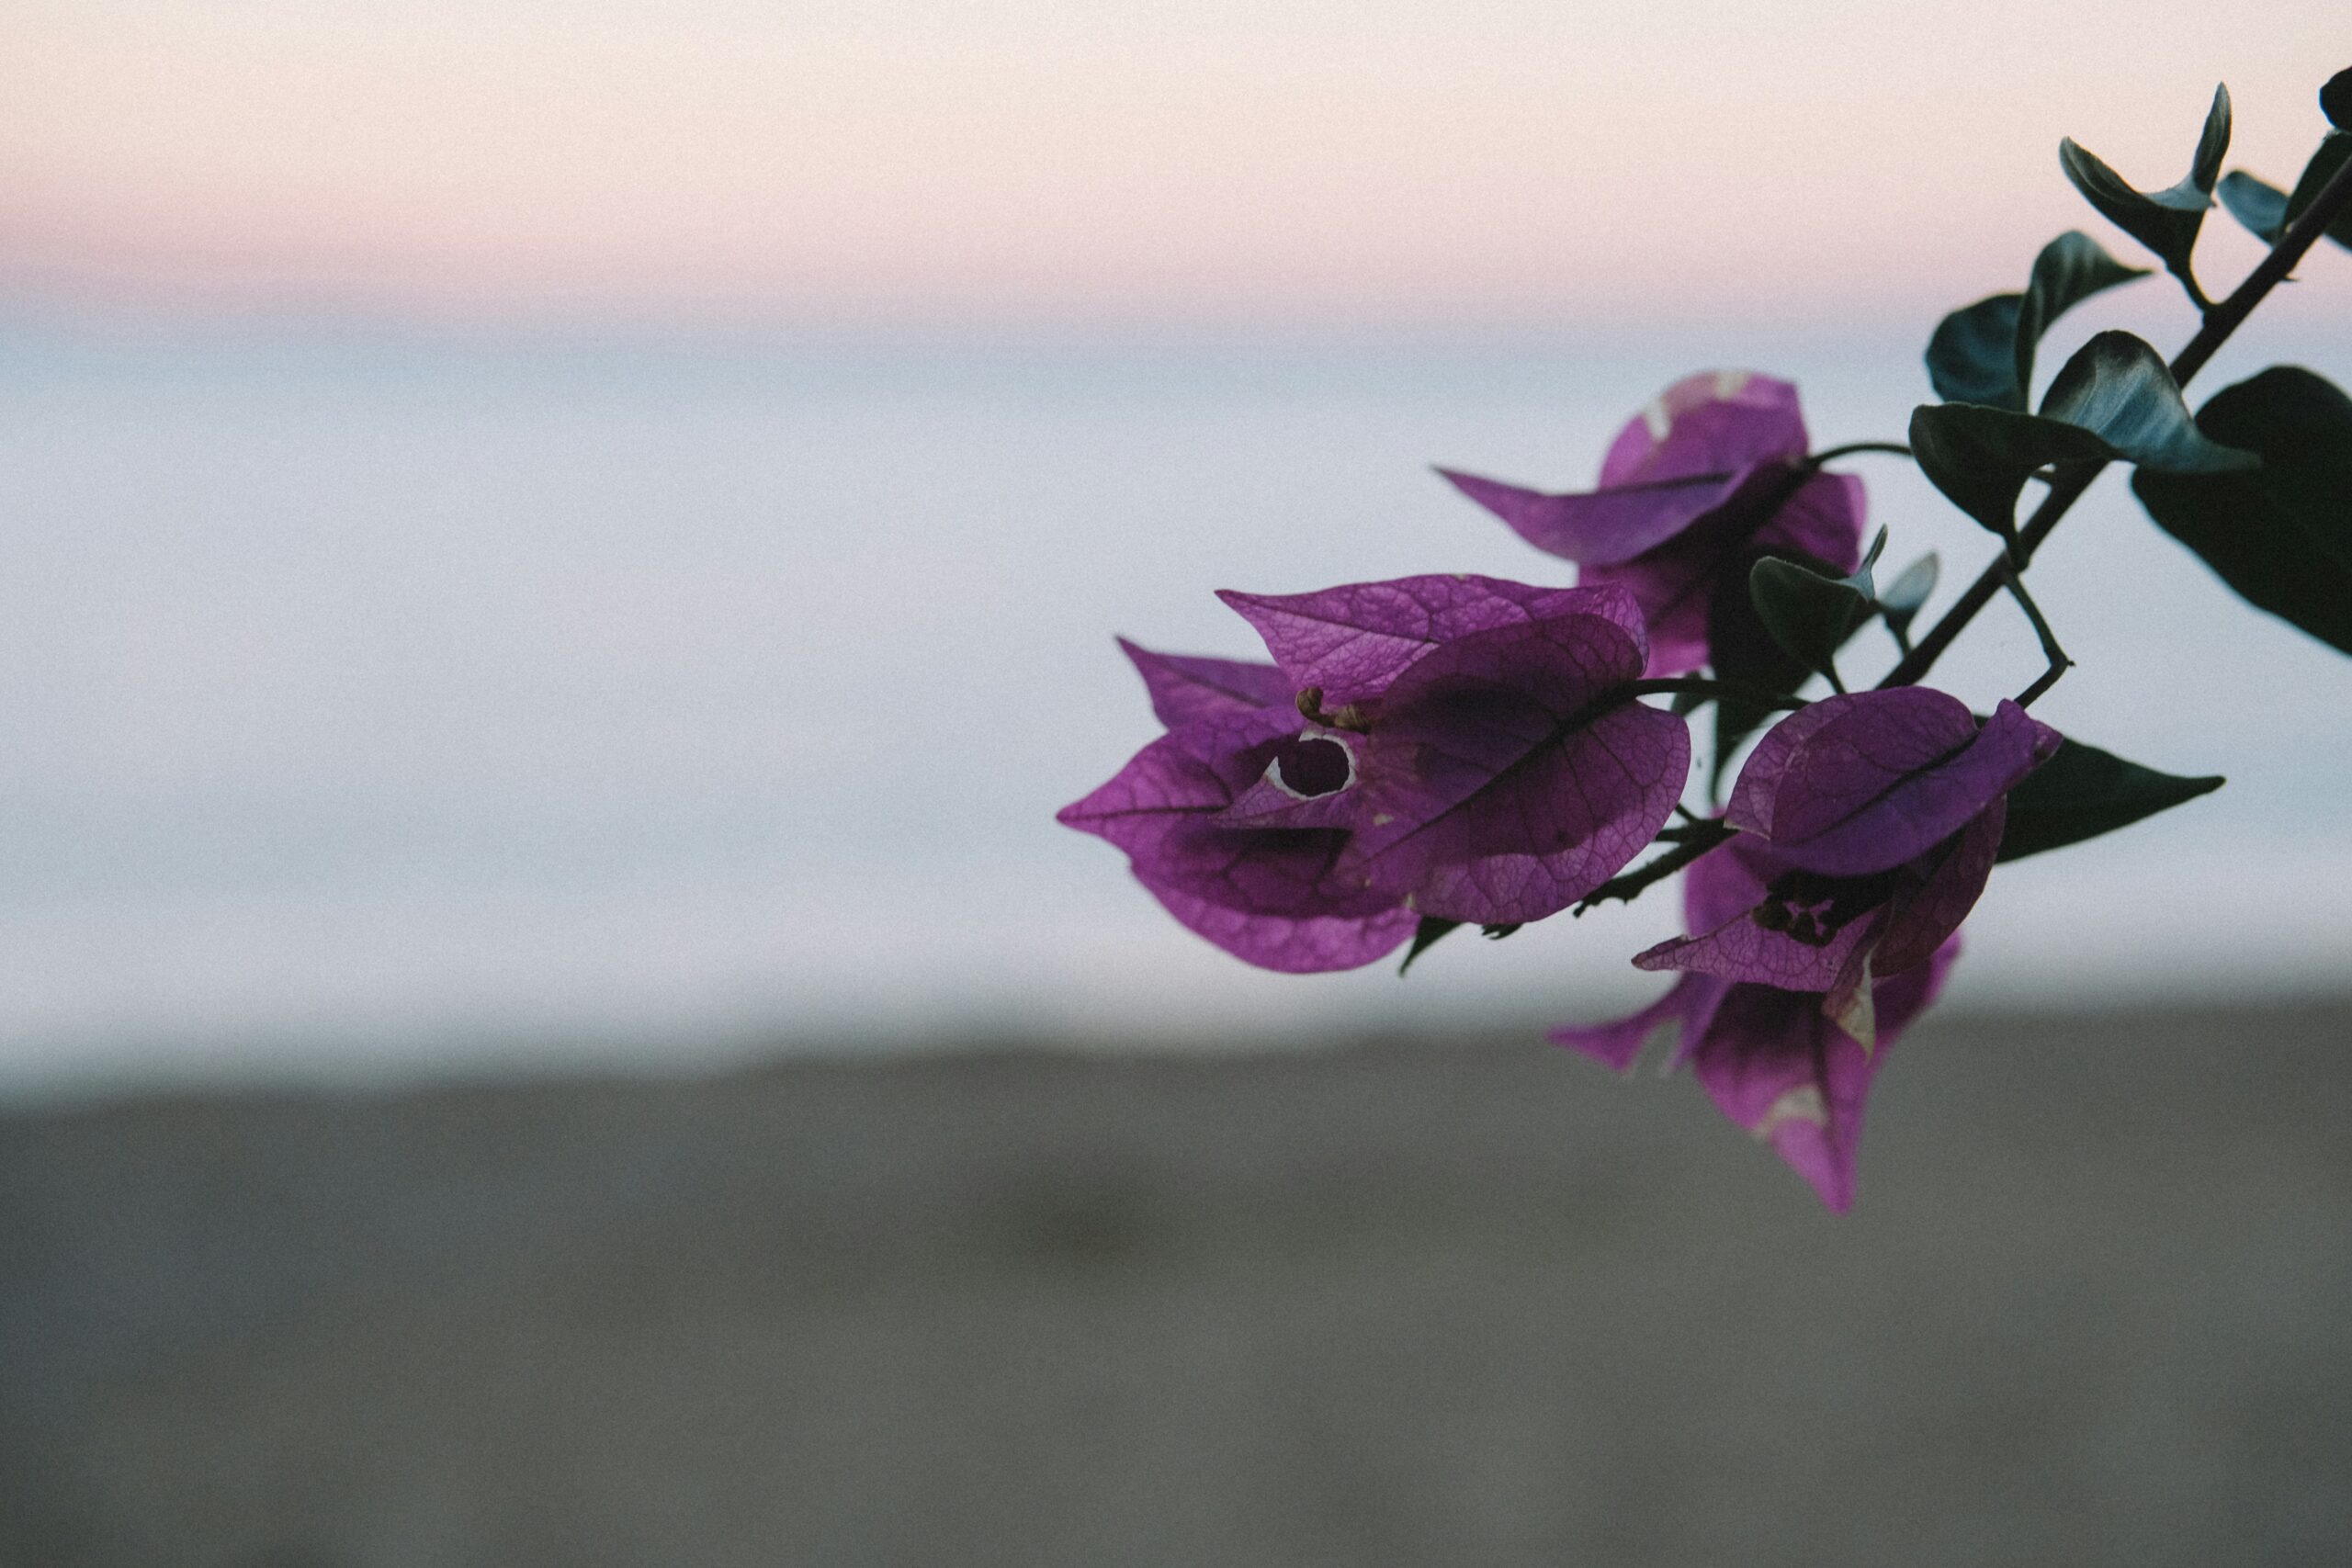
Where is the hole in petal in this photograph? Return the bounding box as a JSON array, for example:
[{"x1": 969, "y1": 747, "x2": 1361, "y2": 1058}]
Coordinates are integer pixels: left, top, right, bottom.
[{"x1": 1270, "y1": 735, "x2": 1354, "y2": 799}]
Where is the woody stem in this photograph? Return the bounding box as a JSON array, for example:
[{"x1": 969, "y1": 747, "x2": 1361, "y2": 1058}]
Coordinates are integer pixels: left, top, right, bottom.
[{"x1": 1808, "y1": 441, "x2": 1914, "y2": 465}]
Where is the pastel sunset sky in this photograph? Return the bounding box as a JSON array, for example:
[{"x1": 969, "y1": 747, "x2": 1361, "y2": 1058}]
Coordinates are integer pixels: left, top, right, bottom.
[{"x1": 6, "y1": 2, "x2": 2346, "y2": 333}]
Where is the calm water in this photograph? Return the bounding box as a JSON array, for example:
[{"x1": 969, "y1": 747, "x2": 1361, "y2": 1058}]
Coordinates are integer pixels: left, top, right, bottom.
[{"x1": 4, "y1": 318, "x2": 2349, "y2": 1090}]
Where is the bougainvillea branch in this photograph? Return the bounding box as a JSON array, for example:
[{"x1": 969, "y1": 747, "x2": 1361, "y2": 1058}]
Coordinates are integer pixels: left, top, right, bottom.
[
  {"x1": 1883, "y1": 139, "x2": 2352, "y2": 692},
  {"x1": 1062, "y1": 69, "x2": 2352, "y2": 1210}
]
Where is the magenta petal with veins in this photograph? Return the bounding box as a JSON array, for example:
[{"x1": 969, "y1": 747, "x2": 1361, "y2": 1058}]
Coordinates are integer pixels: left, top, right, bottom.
[
  {"x1": 1439, "y1": 372, "x2": 1863, "y2": 675},
  {"x1": 1215, "y1": 575, "x2": 1635, "y2": 706},
  {"x1": 1557, "y1": 836, "x2": 1957, "y2": 1211},
  {"x1": 1057, "y1": 648, "x2": 1413, "y2": 973},
  {"x1": 1685, "y1": 941, "x2": 1955, "y2": 1213},
  {"x1": 1435, "y1": 466, "x2": 1766, "y2": 570},
  {"x1": 1552, "y1": 972, "x2": 1732, "y2": 1072},
  {"x1": 1634, "y1": 803, "x2": 2003, "y2": 1008},
  {"x1": 1639, "y1": 688, "x2": 2055, "y2": 1044},
  {"x1": 1335, "y1": 606, "x2": 1689, "y2": 924},
  {"x1": 1728, "y1": 692, "x2": 2062, "y2": 876},
  {"x1": 1601, "y1": 370, "x2": 1813, "y2": 485},
  {"x1": 1115, "y1": 637, "x2": 1296, "y2": 728},
  {"x1": 1067, "y1": 578, "x2": 1701, "y2": 964},
  {"x1": 1438, "y1": 371, "x2": 1812, "y2": 565}
]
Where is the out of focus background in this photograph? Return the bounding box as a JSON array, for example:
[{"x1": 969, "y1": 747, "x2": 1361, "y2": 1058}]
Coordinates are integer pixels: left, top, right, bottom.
[{"x1": 4, "y1": 5, "x2": 2349, "y2": 1564}]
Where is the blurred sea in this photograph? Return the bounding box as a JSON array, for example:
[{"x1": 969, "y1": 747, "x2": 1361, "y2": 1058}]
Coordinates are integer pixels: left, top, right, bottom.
[{"x1": 4, "y1": 311, "x2": 2349, "y2": 1093}]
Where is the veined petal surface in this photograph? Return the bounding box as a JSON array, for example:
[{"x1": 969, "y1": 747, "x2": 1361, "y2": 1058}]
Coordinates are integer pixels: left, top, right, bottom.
[
  {"x1": 1729, "y1": 693, "x2": 2060, "y2": 876},
  {"x1": 1117, "y1": 637, "x2": 1295, "y2": 728},
  {"x1": 1337, "y1": 612, "x2": 1687, "y2": 924},
  {"x1": 1218, "y1": 577, "x2": 1644, "y2": 705}
]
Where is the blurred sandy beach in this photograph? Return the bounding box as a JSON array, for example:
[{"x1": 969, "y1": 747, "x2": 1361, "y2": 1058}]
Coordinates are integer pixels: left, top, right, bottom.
[{"x1": 6, "y1": 999, "x2": 2348, "y2": 1567}]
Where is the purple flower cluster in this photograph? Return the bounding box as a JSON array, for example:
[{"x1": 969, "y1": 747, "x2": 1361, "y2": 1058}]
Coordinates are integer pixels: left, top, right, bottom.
[
  {"x1": 1060, "y1": 373, "x2": 2062, "y2": 1208},
  {"x1": 1567, "y1": 689, "x2": 2057, "y2": 1210},
  {"x1": 1555, "y1": 838, "x2": 1959, "y2": 1215},
  {"x1": 1057, "y1": 578, "x2": 1689, "y2": 970}
]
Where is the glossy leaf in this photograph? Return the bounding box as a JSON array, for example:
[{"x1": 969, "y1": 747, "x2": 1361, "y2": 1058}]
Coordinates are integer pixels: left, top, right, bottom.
[
  {"x1": 1878, "y1": 552, "x2": 1939, "y2": 643},
  {"x1": 1749, "y1": 537, "x2": 1878, "y2": 682},
  {"x1": 1705, "y1": 549, "x2": 1828, "y2": 792},
  {"x1": 2324, "y1": 66, "x2": 2352, "y2": 131},
  {"x1": 2281, "y1": 132, "x2": 2352, "y2": 253},
  {"x1": 2132, "y1": 366, "x2": 2352, "y2": 655},
  {"x1": 1878, "y1": 552, "x2": 1939, "y2": 615},
  {"x1": 1925, "y1": 231, "x2": 2148, "y2": 410},
  {"x1": 1851, "y1": 525, "x2": 1886, "y2": 587},
  {"x1": 1996, "y1": 737, "x2": 2223, "y2": 863},
  {"x1": 2217, "y1": 170, "x2": 2289, "y2": 243},
  {"x1": 2010, "y1": 234, "x2": 2151, "y2": 402},
  {"x1": 1912, "y1": 332, "x2": 2256, "y2": 538},
  {"x1": 1923, "y1": 295, "x2": 2023, "y2": 408},
  {"x1": 2228, "y1": 133, "x2": 2352, "y2": 254},
  {"x1": 2059, "y1": 85, "x2": 2229, "y2": 294},
  {"x1": 1908, "y1": 401, "x2": 2111, "y2": 538},
  {"x1": 2190, "y1": 83, "x2": 2233, "y2": 192},
  {"x1": 2041, "y1": 332, "x2": 2257, "y2": 471}
]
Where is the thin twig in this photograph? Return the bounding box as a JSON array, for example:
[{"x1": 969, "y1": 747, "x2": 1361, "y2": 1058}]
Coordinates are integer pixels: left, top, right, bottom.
[
  {"x1": 2001, "y1": 567, "x2": 2073, "y2": 707},
  {"x1": 1808, "y1": 440, "x2": 1915, "y2": 465}
]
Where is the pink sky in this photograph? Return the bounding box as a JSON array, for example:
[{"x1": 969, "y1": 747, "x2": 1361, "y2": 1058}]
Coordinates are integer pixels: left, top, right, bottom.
[{"x1": 6, "y1": 2, "x2": 2346, "y2": 333}]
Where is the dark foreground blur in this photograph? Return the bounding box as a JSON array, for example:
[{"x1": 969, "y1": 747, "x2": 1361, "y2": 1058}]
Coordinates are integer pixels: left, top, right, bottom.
[{"x1": 4, "y1": 1002, "x2": 2349, "y2": 1568}]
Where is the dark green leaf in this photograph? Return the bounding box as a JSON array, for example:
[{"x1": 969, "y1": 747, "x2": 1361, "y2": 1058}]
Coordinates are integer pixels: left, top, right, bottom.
[
  {"x1": 2132, "y1": 366, "x2": 2352, "y2": 655},
  {"x1": 1398, "y1": 917, "x2": 1461, "y2": 975},
  {"x1": 2041, "y1": 331, "x2": 2259, "y2": 473},
  {"x1": 1878, "y1": 552, "x2": 1939, "y2": 643},
  {"x1": 1703, "y1": 550, "x2": 1821, "y2": 793},
  {"x1": 2059, "y1": 140, "x2": 2198, "y2": 266},
  {"x1": 1480, "y1": 923, "x2": 1522, "y2": 940},
  {"x1": 2323, "y1": 66, "x2": 2351, "y2": 131},
  {"x1": 1750, "y1": 555, "x2": 1874, "y2": 681},
  {"x1": 1909, "y1": 400, "x2": 2113, "y2": 537},
  {"x1": 1850, "y1": 525, "x2": 1887, "y2": 590},
  {"x1": 1926, "y1": 295, "x2": 2025, "y2": 407},
  {"x1": 1913, "y1": 332, "x2": 2251, "y2": 537},
  {"x1": 2217, "y1": 170, "x2": 2289, "y2": 243},
  {"x1": 2189, "y1": 83, "x2": 2233, "y2": 195},
  {"x1": 2281, "y1": 132, "x2": 2352, "y2": 253},
  {"x1": 2058, "y1": 85, "x2": 2229, "y2": 294},
  {"x1": 2217, "y1": 127, "x2": 2352, "y2": 251},
  {"x1": 1879, "y1": 551, "x2": 1939, "y2": 615},
  {"x1": 2010, "y1": 232, "x2": 2150, "y2": 405},
  {"x1": 1996, "y1": 738, "x2": 2223, "y2": 863},
  {"x1": 1927, "y1": 231, "x2": 2148, "y2": 411}
]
